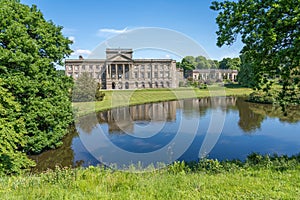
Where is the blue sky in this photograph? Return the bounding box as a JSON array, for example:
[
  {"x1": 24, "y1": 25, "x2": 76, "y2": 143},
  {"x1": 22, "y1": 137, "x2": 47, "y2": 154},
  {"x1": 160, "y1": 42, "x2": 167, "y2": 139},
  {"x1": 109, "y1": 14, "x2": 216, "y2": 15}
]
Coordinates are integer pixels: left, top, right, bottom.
[{"x1": 20, "y1": 0, "x2": 243, "y2": 61}]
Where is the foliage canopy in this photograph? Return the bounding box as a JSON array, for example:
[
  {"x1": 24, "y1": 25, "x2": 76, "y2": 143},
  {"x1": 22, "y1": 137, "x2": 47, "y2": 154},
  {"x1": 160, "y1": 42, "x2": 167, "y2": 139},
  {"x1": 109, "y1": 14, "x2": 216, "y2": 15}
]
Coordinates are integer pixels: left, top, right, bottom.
[
  {"x1": 211, "y1": 0, "x2": 300, "y2": 105},
  {"x1": 0, "y1": 0, "x2": 73, "y2": 173}
]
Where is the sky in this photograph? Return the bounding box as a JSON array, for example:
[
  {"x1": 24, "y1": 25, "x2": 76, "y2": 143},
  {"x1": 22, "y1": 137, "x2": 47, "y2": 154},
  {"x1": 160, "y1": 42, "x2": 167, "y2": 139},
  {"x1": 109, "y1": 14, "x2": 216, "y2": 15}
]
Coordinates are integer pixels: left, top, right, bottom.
[{"x1": 20, "y1": 0, "x2": 243, "y2": 61}]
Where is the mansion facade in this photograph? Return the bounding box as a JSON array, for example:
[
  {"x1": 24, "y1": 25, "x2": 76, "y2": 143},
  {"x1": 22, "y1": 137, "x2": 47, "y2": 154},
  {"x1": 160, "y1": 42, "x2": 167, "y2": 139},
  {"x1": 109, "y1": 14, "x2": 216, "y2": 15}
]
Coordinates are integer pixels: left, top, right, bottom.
[{"x1": 65, "y1": 48, "x2": 182, "y2": 89}]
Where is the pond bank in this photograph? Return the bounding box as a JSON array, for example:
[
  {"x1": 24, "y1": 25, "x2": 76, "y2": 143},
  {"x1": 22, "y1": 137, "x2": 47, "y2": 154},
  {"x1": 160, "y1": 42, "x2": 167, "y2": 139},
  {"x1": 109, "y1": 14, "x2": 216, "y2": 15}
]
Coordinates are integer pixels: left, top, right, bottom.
[{"x1": 73, "y1": 87, "x2": 253, "y2": 116}]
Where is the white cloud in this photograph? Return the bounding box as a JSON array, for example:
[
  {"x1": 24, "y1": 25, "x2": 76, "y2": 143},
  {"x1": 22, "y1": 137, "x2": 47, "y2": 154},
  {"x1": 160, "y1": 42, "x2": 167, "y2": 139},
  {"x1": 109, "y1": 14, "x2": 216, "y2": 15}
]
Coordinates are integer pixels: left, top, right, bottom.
[
  {"x1": 68, "y1": 36, "x2": 75, "y2": 43},
  {"x1": 97, "y1": 27, "x2": 128, "y2": 37},
  {"x1": 165, "y1": 54, "x2": 170, "y2": 58},
  {"x1": 71, "y1": 49, "x2": 92, "y2": 56}
]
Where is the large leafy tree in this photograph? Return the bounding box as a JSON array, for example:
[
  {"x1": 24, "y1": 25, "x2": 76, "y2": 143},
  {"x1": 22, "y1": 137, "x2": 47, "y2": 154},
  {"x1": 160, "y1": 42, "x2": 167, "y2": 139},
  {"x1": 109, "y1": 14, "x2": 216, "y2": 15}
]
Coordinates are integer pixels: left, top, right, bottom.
[
  {"x1": 211, "y1": 0, "x2": 300, "y2": 105},
  {"x1": 0, "y1": 81, "x2": 35, "y2": 174},
  {"x1": 0, "y1": 0, "x2": 73, "y2": 162}
]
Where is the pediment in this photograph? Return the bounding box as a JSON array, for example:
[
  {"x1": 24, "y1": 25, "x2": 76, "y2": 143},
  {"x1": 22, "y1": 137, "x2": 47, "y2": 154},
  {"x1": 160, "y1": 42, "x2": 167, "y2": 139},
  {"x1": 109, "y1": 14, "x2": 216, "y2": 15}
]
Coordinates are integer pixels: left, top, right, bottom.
[{"x1": 107, "y1": 54, "x2": 133, "y2": 62}]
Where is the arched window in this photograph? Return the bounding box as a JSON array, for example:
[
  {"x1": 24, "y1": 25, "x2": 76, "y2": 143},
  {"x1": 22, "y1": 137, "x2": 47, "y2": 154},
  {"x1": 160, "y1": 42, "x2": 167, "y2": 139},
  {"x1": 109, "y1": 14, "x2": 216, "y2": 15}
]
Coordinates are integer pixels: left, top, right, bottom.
[
  {"x1": 118, "y1": 82, "x2": 123, "y2": 89},
  {"x1": 141, "y1": 82, "x2": 145, "y2": 88},
  {"x1": 155, "y1": 82, "x2": 158, "y2": 88},
  {"x1": 125, "y1": 82, "x2": 129, "y2": 89},
  {"x1": 112, "y1": 82, "x2": 116, "y2": 89}
]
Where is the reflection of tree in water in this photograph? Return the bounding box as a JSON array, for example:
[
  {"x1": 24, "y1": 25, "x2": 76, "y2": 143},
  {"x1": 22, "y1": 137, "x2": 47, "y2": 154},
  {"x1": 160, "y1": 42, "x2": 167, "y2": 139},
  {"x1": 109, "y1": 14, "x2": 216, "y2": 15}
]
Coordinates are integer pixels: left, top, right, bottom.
[
  {"x1": 236, "y1": 98, "x2": 300, "y2": 133},
  {"x1": 29, "y1": 126, "x2": 79, "y2": 172},
  {"x1": 249, "y1": 104, "x2": 300, "y2": 124},
  {"x1": 236, "y1": 98, "x2": 265, "y2": 133},
  {"x1": 77, "y1": 113, "x2": 100, "y2": 134}
]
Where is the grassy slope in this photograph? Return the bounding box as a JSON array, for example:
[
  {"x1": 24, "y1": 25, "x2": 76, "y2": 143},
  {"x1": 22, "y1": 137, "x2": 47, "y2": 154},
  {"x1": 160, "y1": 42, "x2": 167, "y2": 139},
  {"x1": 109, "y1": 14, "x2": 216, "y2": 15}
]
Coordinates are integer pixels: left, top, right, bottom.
[
  {"x1": 7, "y1": 86, "x2": 298, "y2": 199},
  {"x1": 74, "y1": 87, "x2": 253, "y2": 116},
  {"x1": 1, "y1": 167, "x2": 300, "y2": 199}
]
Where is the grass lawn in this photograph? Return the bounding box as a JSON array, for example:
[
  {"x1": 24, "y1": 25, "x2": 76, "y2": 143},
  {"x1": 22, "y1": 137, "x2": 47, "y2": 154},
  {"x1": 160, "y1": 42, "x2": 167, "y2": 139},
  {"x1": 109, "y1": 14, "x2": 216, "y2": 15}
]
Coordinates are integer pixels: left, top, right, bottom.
[
  {"x1": 73, "y1": 86, "x2": 253, "y2": 116},
  {"x1": 1, "y1": 166, "x2": 300, "y2": 200}
]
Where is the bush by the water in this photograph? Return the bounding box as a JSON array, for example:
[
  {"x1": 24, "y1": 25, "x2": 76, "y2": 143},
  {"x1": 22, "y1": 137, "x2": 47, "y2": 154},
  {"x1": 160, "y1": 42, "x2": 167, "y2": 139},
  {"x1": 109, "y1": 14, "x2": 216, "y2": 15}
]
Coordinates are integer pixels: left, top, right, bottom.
[
  {"x1": 248, "y1": 91, "x2": 276, "y2": 104},
  {"x1": 72, "y1": 72, "x2": 105, "y2": 102}
]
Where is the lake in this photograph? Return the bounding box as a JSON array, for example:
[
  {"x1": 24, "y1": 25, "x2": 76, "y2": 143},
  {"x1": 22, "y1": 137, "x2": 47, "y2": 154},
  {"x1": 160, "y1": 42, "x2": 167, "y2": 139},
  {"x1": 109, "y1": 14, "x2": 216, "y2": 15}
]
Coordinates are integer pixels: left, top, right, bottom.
[{"x1": 31, "y1": 97, "x2": 300, "y2": 171}]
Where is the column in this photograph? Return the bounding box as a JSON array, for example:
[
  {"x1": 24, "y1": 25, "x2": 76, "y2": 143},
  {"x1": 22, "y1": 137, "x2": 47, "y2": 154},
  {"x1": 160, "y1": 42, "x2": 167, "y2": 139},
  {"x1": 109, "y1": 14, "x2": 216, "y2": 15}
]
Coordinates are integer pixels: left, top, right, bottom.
[
  {"x1": 122, "y1": 64, "x2": 125, "y2": 80},
  {"x1": 109, "y1": 64, "x2": 112, "y2": 79},
  {"x1": 116, "y1": 64, "x2": 118, "y2": 80}
]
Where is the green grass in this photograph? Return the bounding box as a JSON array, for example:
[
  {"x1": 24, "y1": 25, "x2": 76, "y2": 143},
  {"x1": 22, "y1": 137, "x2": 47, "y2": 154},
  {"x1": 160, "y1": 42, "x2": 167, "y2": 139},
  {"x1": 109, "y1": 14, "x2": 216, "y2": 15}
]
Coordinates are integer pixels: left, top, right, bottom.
[
  {"x1": 1, "y1": 163, "x2": 300, "y2": 199},
  {"x1": 73, "y1": 86, "x2": 252, "y2": 116}
]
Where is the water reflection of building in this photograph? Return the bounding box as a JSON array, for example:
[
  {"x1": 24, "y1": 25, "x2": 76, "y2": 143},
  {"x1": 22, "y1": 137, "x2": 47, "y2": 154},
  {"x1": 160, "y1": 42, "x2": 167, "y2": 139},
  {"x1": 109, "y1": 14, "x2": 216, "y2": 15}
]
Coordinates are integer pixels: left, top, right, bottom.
[
  {"x1": 177, "y1": 97, "x2": 237, "y2": 113},
  {"x1": 96, "y1": 101, "x2": 177, "y2": 133}
]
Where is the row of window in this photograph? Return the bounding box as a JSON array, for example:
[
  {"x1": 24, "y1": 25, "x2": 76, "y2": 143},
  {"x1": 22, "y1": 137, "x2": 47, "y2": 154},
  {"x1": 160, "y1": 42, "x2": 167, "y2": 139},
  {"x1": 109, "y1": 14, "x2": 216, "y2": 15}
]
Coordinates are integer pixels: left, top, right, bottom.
[
  {"x1": 67, "y1": 65, "x2": 102, "y2": 71},
  {"x1": 133, "y1": 64, "x2": 170, "y2": 70},
  {"x1": 67, "y1": 72, "x2": 102, "y2": 79},
  {"x1": 111, "y1": 81, "x2": 171, "y2": 89},
  {"x1": 67, "y1": 64, "x2": 171, "y2": 72},
  {"x1": 133, "y1": 71, "x2": 170, "y2": 79}
]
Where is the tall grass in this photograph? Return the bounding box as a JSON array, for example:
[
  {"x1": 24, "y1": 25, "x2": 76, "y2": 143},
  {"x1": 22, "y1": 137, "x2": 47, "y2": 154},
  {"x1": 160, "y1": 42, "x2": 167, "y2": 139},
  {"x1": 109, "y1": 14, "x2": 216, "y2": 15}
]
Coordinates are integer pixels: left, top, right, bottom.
[{"x1": 1, "y1": 153, "x2": 300, "y2": 199}]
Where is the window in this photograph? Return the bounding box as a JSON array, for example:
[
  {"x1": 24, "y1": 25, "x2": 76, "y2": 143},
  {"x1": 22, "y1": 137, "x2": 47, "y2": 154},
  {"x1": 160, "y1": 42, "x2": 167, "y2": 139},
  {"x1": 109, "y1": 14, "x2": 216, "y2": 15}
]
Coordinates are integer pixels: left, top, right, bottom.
[
  {"x1": 82, "y1": 65, "x2": 85, "y2": 70},
  {"x1": 75, "y1": 73, "x2": 79, "y2": 78},
  {"x1": 89, "y1": 65, "x2": 93, "y2": 71},
  {"x1": 160, "y1": 71, "x2": 163, "y2": 78},
  {"x1": 165, "y1": 72, "x2": 169, "y2": 78},
  {"x1": 154, "y1": 65, "x2": 158, "y2": 70},
  {"x1": 67, "y1": 73, "x2": 72, "y2": 77},
  {"x1": 147, "y1": 65, "x2": 151, "y2": 70},
  {"x1": 141, "y1": 65, "x2": 145, "y2": 70},
  {"x1": 68, "y1": 66, "x2": 72, "y2": 71},
  {"x1": 154, "y1": 72, "x2": 158, "y2": 78},
  {"x1": 96, "y1": 65, "x2": 100, "y2": 70},
  {"x1": 125, "y1": 72, "x2": 129, "y2": 79},
  {"x1": 141, "y1": 72, "x2": 144, "y2": 78},
  {"x1": 147, "y1": 72, "x2": 151, "y2": 78},
  {"x1": 134, "y1": 72, "x2": 138, "y2": 79},
  {"x1": 75, "y1": 65, "x2": 79, "y2": 70}
]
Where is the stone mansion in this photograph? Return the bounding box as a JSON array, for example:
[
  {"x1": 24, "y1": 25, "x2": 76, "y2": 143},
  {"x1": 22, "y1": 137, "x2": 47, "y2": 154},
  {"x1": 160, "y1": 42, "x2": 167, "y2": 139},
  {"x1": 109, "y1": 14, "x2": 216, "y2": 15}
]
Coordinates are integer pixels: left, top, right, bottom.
[
  {"x1": 65, "y1": 48, "x2": 182, "y2": 89},
  {"x1": 65, "y1": 48, "x2": 239, "y2": 89}
]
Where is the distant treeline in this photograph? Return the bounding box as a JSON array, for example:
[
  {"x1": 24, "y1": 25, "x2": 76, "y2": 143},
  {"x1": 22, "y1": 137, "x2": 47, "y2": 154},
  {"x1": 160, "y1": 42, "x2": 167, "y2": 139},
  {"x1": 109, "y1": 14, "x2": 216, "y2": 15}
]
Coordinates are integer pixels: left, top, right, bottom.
[{"x1": 177, "y1": 56, "x2": 240, "y2": 71}]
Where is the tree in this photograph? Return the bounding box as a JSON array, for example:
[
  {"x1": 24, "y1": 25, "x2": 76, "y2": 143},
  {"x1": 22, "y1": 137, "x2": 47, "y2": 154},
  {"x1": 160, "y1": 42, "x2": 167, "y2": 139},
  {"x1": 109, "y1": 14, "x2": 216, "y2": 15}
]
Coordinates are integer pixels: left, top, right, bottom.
[
  {"x1": 72, "y1": 72, "x2": 105, "y2": 102},
  {"x1": 0, "y1": 81, "x2": 35, "y2": 174},
  {"x1": 211, "y1": 0, "x2": 300, "y2": 105},
  {"x1": 0, "y1": 0, "x2": 73, "y2": 161},
  {"x1": 219, "y1": 57, "x2": 240, "y2": 70},
  {"x1": 238, "y1": 53, "x2": 256, "y2": 87}
]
